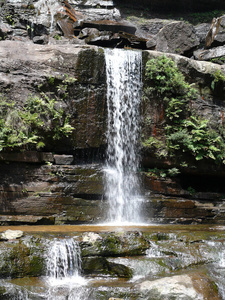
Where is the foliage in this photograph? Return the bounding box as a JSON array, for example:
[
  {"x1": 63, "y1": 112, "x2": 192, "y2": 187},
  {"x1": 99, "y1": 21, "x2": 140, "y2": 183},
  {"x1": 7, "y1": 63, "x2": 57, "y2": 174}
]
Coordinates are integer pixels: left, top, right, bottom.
[
  {"x1": 211, "y1": 70, "x2": 225, "y2": 90},
  {"x1": 146, "y1": 167, "x2": 180, "y2": 178},
  {"x1": 142, "y1": 136, "x2": 167, "y2": 158},
  {"x1": 0, "y1": 94, "x2": 74, "y2": 152},
  {"x1": 145, "y1": 55, "x2": 190, "y2": 98},
  {"x1": 143, "y1": 55, "x2": 225, "y2": 165},
  {"x1": 209, "y1": 56, "x2": 225, "y2": 65},
  {"x1": 188, "y1": 10, "x2": 225, "y2": 25},
  {"x1": 167, "y1": 116, "x2": 225, "y2": 162}
]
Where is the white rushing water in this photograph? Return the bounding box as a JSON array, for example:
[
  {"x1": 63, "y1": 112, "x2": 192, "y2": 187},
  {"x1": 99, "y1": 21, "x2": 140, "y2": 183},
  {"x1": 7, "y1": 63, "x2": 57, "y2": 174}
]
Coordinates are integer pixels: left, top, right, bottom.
[
  {"x1": 46, "y1": 238, "x2": 86, "y2": 287},
  {"x1": 104, "y1": 48, "x2": 143, "y2": 224}
]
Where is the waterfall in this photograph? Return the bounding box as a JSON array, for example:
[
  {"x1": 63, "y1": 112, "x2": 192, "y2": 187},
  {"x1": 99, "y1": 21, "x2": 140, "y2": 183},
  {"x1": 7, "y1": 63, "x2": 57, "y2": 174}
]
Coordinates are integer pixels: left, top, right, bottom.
[
  {"x1": 46, "y1": 238, "x2": 85, "y2": 286},
  {"x1": 104, "y1": 48, "x2": 143, "y2": 224}
]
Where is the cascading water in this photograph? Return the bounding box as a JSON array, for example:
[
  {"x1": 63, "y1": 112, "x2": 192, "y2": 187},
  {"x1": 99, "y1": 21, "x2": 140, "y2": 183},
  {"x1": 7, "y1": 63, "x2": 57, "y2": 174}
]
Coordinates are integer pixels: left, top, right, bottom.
[
  {"x1": 46, "y1": 238, "x2": 85, "y2": 286},
  {"x1": 104, "y1": 48, "x2": 143, "y2": 224}
]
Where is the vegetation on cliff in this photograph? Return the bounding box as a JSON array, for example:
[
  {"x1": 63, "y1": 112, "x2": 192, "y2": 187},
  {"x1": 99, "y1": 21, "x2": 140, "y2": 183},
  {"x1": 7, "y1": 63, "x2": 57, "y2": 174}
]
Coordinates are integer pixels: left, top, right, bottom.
[
  {"x1": 0, "y1": 92, "x2": 74, "y2": 152},
  {"x1": 143, "y1": 55, "x2": 225, "y2": 165}
]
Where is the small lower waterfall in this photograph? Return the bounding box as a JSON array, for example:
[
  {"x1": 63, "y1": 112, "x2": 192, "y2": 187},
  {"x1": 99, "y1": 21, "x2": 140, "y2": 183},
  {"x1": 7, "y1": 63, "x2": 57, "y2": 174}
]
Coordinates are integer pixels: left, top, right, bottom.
[
  {"x1": 104, "y1": 48, "x2": 143, "y2": 224},
  {"x1": 46, "y1": 238, "x2": 85, "y2": 286}
]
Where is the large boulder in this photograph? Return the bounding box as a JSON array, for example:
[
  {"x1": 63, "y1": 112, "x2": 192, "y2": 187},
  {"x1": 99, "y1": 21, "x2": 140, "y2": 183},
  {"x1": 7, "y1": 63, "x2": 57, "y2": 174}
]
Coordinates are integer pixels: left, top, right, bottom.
[
  {"x1": 155, "y1": 21, "x2": 200, "y2": 56},
  {"x1": 138, "y1": 273, "x2": 220, "y2": 300}
]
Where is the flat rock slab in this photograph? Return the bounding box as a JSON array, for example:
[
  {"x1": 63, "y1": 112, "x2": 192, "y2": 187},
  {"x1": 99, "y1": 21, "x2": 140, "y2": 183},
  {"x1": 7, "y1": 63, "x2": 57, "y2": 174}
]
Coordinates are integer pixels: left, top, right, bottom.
[
  {"x1": 0, "y1": 152, "x2": 54, "y2": 163},
  {"x1": 54, "y1": 154, "x2": 74, "y2": 165},
  {"x1": 80, "y1": 20, "x2": 136, "y2": 34},
  {"x1": 194, "y1": 45, "x2": 225, "y2": 61}
]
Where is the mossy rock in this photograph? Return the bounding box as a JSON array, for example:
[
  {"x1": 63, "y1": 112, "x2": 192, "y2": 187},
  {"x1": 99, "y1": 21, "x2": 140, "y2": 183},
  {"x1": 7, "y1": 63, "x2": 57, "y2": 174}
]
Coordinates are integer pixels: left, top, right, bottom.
[{"x1": 82, "y1": 256, "x2": 132, "y2": 278}]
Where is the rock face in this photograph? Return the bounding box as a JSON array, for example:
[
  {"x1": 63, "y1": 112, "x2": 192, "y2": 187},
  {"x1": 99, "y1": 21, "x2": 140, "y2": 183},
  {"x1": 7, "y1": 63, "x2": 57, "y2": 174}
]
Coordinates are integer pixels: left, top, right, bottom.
[
  {"x1": 156, "y1": 21, "x2": 200, "y2": 55},
  {"x1": 0, "y1": 40, "x2": 106, "y2": 151}
]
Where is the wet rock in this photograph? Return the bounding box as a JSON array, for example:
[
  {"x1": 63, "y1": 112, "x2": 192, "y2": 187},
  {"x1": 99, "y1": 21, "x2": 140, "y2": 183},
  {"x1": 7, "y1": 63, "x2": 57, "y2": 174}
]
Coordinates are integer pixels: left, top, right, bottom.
[
  {"x1": 81, "y1": 232, "x2": 149, "y2": 257},
  {"x1": 0, "y1": 163, "x2": 105, "y2": 225},
  {"x1": 156, "y1": 21, "x2": 200, "y2": 55},
  {"x1": 1, "y1": 230, "x2": 23, "y2": 240},
  {"x1": 84, "y1": 29, "x2": 147, "y2": 48},
  {"x1": 82, "y1": 256, "x2": 132, "y2": 278},
  {"x1": 0, "y1": 236, "x2": 46, "y2": 278},
  {"x1": 136, "y1": 19, "x2": 173, "y2": 36},
  {"x1": 54, "y1": 154, "x2": 74, "y2": 165},
  {"x1": 138, "y1": 273, "x2": 219, "y2": 300},
  {"x1": 78, "y1": 27, "x2": 100, "y2": 39},
  {"x1": 0, "y1": 215, "x2": 55, "y2": 226},
  {"x1": 82, "y1": 232, "x2": 102, "y2": 243}
]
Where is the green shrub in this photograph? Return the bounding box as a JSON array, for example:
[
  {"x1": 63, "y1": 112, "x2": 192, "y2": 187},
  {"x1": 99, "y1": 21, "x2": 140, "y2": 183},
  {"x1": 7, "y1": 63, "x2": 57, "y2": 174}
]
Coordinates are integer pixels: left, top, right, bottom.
[
  {"x1": 0, "y1": 94, "x2": 74, "y2": 152},
  {"x1": 143, "y1": 55, "x2": 225, "y2": 165}
]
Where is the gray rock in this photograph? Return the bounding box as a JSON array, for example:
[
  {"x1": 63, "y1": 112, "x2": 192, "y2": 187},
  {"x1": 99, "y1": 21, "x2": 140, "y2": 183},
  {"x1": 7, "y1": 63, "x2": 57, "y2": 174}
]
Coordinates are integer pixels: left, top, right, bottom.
[
  {"x1": 194, "y1": 45, "x2": 225, "y2": 61},
  {"x1": 33, "y1": 34, "x2": 49, "y2": 44},
  {"x1": 156, "y1": 21, "x2": 200, "y2": 55},
  {"x1": 78, "y1": 8, "x2": 121, "y2": 22},
  {"x1": 194, "y1": 23, "x2": 211, "y2": 43},
  {"x1": 0, "y1": 21, "x2": 13, "y2": 39},
  {"x1": 80, "y1": 20, "x2": 136, "y2": 35},
  {"x1": 79, "y1": 27, "x2": 100, "y2": 39},
  {"x1": 136, "y1": 19, "x2": 174, "y2": 36},
  {"x1": 146, "y1": 36, "x2": 157, "y2": 49}
]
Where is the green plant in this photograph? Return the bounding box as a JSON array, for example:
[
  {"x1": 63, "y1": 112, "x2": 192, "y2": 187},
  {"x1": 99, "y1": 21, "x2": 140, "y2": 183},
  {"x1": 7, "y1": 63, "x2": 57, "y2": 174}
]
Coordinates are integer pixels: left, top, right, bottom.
[
  {"x1": 142, "y1": 136, "x2": 167, "y2": 158},
  {"x1": 48, "y1": 76, "x2": 55, "y2": 85},
  {"x1": 143, "y1": 56, "x2": 225, "y2": 165},
  {"x1": 187, "y1": 186, "x2": 196, "y2": 195},
  {"x1": 210, "y1": 56, "x2": 225, "y2": 65},
  {"x1": 56, "y1": 74, "x2": 77, "y2": 99},
  {"x1": 53, "y1": 34, "x2": 61, "y2": 40},
  {"x1": 145, "y1": 55, "x2": 191, "y2": 97},
  {"x1": 211, "y1": 70, "x2": 225, "y2": 90},
  {"x1": 0, "y1": 93, "x2": 74, "y2": 152},
  {"x1": 145, "y1": 167, "x2": 180, "y2": 178}
]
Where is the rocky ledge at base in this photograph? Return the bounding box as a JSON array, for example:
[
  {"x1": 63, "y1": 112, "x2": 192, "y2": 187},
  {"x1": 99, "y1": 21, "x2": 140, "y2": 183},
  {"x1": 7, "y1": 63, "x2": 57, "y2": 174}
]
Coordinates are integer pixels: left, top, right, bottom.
[{"x1": 0, "y1": 225, "x2": 224, "y2": 299}]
